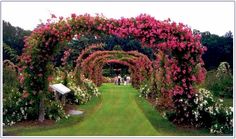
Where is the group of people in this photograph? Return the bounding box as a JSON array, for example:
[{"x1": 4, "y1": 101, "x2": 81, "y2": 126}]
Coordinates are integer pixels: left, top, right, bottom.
[{"x1": 114, "y1": 74, "x2": 131, "y2": 85}]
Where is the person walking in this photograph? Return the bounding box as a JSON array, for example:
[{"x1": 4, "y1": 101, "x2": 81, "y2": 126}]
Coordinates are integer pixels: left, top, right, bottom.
[
  {"x1": 123, "y1": 75, "x2": 127, "y2": 85},
  {"x1": 117, "y1": 74, "x2": 121, "y2": 85},
  {"x1": 114, "y1": 76, "x2": 118, "y2": 85},
  {"x1": 126, "y1": 76, "x2": 131, "y2": 84}
]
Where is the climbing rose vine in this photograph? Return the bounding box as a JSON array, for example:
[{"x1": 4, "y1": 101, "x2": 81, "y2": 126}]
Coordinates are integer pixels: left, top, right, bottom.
[
  {"x1": 19, "y1": 13, "x2": 206, "y2": 121},
  {"x1": 79, "y1": 50, "x2": 152, "y2": 87}
]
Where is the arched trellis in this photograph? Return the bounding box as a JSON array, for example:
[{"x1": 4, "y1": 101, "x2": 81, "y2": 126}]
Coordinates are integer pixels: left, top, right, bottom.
[
  {"x1": 75, "y1": 43, "x2": 104, "y2": 67},
  {"x1": 19, "y1": 13, "x2": 206, "y2": 121},
  {"x1": 78, "y1": 50, "x2": 152, "y2": 87}
]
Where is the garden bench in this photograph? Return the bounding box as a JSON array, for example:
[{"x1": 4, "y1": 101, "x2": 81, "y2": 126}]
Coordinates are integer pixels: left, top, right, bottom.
[{"x1": 49, "y1": 83, "x2": 71, "y2": 106}]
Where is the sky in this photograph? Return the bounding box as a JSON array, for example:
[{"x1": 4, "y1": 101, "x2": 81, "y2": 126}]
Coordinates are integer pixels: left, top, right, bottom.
[{"x1": 2, "y1": 2, "x2": 234, "y2": 36}]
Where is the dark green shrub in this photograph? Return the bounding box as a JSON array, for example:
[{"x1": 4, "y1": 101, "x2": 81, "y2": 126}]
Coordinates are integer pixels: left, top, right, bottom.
[
  {"x1": 3, "y1": 87, "x2": 27, "y2": 126},
  {"x1": 83, "y1": 79, "x2": 101, "y2": 96},
  {"x1": 168, "y1": 88, "x2": 233, "y2": 134},
  {"x1": 3, "y1": 66, "x2": 27, "y2": 126},
  {"x1": 45, "y1": 100, "x2": 68, "y2": 121},
  {"x1": 204, "y1": 63, "x2": 233, "y2": 98}
]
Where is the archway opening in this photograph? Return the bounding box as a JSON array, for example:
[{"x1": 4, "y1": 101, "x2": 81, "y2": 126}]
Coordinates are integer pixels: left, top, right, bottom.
[{"x1": 102, "y1": 62, "x2": 130, "y2": 78}]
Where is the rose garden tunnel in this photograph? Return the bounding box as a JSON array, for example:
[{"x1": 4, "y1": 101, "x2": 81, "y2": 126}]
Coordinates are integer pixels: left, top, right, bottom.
[
  {"x1": 19, "y1": 14, "x2": 206, "y2": 122},
  {"x1": 74, "y1": 46, "x2": 153, "y2": 88}
]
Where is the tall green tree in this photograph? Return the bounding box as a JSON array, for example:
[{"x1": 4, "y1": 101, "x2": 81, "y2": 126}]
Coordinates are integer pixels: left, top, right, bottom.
[
  {"x1": 3, "y1": 21, "x2": 31, "y2": 63},
  {"x1": 3, "y1": 43, "x2": 18, "y2": 63},
  {"x1": 201, "y1": 31, "x2": 233, "y2": 70}
]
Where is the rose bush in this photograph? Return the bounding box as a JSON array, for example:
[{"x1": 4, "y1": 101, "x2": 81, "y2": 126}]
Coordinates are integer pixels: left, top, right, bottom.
[
  {"x1": 167, "y1": 88, "x2": 233, "y2": 134},
  {"x1": 50, "y1": 68, "x2": 101, "y2": 105},
  {"x1": 67, "y1": 79, "x2": 91, "y2": 105},
  {"x1": 83, "y1": 79, "x2": 101, "y2": 96},
  {"x1": 3, "y1": 88, "x2": 28, "y2": 126},
  {"x1": 45, "y1": 100, "x2": 69, "y2": 121},
  {"x1": 139, "y1": 84, "x2": 151, "y2": 99},
  {"x1": 3, "y1": 63, "x2": 28, "y2": 126}
]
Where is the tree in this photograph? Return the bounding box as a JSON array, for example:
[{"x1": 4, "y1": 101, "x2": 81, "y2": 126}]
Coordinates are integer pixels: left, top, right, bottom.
[
  {"x1": 201, "y1": 31, "x2": 233, "y2": 70},
  {"x1": 3, "y1": 43, "x2": 18, "y2": 63},
  {"x1": 224, "y1": 31, "x2": 233, "y2": 38},
  {"x1": 113, "y1": 45, "x2": 122, "y2": 50},
  {"x1": 3, "y1": 21, "x2": 31, "y2": 62}
]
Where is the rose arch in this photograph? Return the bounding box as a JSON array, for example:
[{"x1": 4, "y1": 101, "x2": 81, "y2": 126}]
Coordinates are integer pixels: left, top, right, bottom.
[
  {"x1": 77, "y1": 50, "x2": 153, "y2": 87},
  {"x1": 19, "y1": 13, "x2": 206, "y2": 121}
]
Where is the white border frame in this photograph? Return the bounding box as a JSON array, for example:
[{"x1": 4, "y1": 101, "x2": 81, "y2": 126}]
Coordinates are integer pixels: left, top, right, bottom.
[{"x1": 0, "y1": 1, "x2": 235, "y2": 139}]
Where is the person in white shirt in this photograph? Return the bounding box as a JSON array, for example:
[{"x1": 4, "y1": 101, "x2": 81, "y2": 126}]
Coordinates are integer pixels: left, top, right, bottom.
[
  {"x1": 114, "y1": 76, "x2": 118, "y2": 85},
  {"x1": 126, "y1": 76, "x2": 131, "y2": 84},
  {"x1": 123, "y1": 75, "x2": 127, "y2": 85}
]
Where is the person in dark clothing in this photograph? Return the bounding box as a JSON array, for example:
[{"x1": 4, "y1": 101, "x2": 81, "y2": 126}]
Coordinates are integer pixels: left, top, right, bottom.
[{"x1": 117, "y1": 74, "x2": 121, "y2": 85}]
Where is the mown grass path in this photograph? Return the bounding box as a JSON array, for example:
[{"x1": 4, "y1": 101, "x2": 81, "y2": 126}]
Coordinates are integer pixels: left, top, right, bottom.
[{"x1": 4, "y1": 83, "x2": 209, "y2": 136}]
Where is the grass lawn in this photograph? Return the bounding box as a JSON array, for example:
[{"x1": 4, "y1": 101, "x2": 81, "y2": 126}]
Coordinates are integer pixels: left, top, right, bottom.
[
  {"x1": 222, "y1": 98, "x2": 233, "y2": 107},
  {"x1": 214, "y1": 97, "x2": 233, "y2": 107},
  {"x1": 4, "y1": 83, "x2": 210, "y2": 136}
]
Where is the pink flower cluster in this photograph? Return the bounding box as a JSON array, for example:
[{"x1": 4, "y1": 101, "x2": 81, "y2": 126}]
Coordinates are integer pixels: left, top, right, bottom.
[
  {"x1": 61, "y1": 49, "x2": 72, "y2": 66},
  {"x1": 19, "y1": 13, "x2": 206, "y2": 107}
]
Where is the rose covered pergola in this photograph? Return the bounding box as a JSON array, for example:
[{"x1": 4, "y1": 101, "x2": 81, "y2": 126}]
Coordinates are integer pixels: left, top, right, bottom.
[
  {"x1": 19, "y1": 13, "x2": 206, "y2": 122},
  {"x1": 78, "y1": 50, "x2": 153, "y2": 87}
]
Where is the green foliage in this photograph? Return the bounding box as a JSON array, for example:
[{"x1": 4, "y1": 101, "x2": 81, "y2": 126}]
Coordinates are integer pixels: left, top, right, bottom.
[
  {"x1": 4, "y1": 65, "x2": 98, "y2": 125},
  {"x1": 45, "y1": 100, "x2": 68, "y2": 121},
  {"x1": 3, "y1": 65, "x2": 18, "y2": 89},
  {"x1": 204, "y1": 62, "x2": 233, "y2": 98},
  {"x1": 3, "y1": 43, "x2": 18, "y2": 62},
  {"x1": 136, "y1": 91, "x2": 209, "y2": 136},
  {"x1": 4, "y1": 96, "x2": 101, "y2": 136},
  {"x1": 3, "y1": 21, "x2": 31, "y2": 61},
  {"x1": 51, "y1": 68, "x2": 100, "y2": 105},
  {"x1": 3, "y1": 66, "x2": 27, "y2": 126},
  {"x1": 201, "y1": 31, "x2": 233, "y2": 70},
  {"x1": 69, "y1": 85, "x2": 91, "y2": 105},
  {"x1": 113, "y1": 45, "x2": 122, "y2": 50},
  {"x1": 51, "y1": 68, "x2": 90, "y2": 105},
  {"x1": 51, "y1": 67, "x2": 65, "y2": 84},
  {"x1": 83, "y1": 79, "x2": 101, "y2": 96},
  {"x1": 3, "y1": 65, "x2": 68, "y2": 125},
  {"x1": 139, "y1": 84, "x2": 151, "y2": 99},
  {"x1": 168, "y1": 88, "x2": 233, "y2": 134},
  {"x1": 209, "y1": 106, "x2": 233, "y2": 134},
  {"x1": 102, "y1": 63, "x2": 129, "y2": 77},
  {"x1": 54, "y1": 35, "x2": 104, "y2": 67},
  {"x1": 102, "y1": 68, "x2": 112, "y2": 77},
  {"x1": 3, "y1": 88, "x2": 27, "y2": 126}
]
